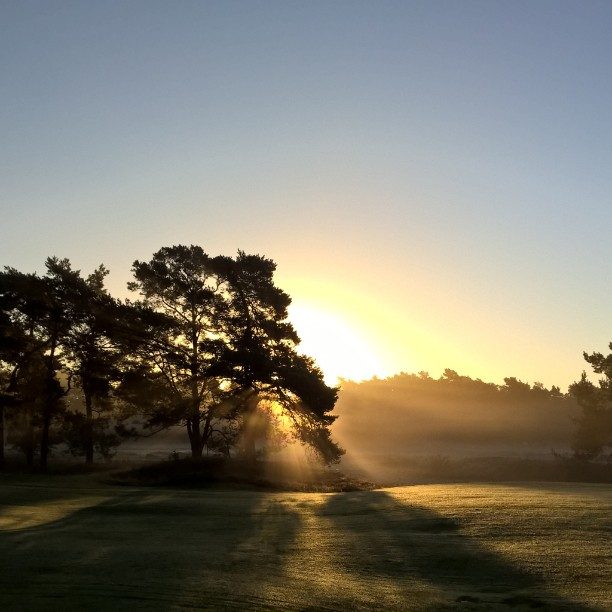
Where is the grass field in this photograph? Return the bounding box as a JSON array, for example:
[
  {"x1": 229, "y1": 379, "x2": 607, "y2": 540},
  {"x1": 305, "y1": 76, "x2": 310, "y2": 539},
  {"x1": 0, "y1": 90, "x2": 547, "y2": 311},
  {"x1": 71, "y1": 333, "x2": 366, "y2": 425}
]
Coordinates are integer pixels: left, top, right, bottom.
[{"x1": 0, "y1": 477, "x2": 610, "y2": 610}]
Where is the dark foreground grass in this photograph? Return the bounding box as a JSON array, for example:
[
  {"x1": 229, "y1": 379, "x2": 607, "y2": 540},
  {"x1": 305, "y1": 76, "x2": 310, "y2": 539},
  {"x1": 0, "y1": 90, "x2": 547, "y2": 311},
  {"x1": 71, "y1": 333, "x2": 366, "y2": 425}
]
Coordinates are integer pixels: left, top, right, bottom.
[{"x1": 0, "y1": 477, "x2": 609, "y2": 610}]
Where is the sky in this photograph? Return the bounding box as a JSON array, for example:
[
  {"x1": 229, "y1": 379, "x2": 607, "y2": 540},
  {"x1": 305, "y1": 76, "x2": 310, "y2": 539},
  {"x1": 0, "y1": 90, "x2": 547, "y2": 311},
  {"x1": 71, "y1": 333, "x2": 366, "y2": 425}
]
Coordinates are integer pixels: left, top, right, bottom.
[{"x1": 1, "y1": 1, "x2": 611, "y2": 388}]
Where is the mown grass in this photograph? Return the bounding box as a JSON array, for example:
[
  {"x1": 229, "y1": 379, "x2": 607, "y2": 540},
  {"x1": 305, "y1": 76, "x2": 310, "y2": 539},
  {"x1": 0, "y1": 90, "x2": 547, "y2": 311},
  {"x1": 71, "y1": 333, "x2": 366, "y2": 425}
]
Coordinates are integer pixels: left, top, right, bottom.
[{"x1": 0, "y1": 477, "x2": 609, "y2": 610}]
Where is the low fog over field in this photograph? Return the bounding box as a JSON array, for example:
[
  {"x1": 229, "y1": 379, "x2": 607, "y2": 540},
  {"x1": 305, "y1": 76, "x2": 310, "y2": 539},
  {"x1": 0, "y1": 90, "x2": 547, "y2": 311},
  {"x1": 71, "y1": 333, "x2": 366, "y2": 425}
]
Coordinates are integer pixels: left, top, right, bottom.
[
  {"x1": 109, "y1": 369, "x2": 596, "y2": 486},
  {"x1": 334, "y1": 371, "x2": 575, "y2": 454},
  {"x1": 330, "y1": 371, "x2": 588, "y2": 484}
]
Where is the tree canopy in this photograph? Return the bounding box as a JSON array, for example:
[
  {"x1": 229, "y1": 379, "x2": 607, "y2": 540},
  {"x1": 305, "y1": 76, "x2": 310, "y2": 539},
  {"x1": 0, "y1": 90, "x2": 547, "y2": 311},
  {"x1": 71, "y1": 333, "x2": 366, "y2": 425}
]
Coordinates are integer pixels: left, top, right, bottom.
[
  {"x1": 569, "y1": 343, "x2": 612, "y2": 459},
  {"x1": 0, "y1": 246, "x2": 343, "y2": 469},
  {"x1": 125, "y1": 245, "x2": 342, "y2": 463}
]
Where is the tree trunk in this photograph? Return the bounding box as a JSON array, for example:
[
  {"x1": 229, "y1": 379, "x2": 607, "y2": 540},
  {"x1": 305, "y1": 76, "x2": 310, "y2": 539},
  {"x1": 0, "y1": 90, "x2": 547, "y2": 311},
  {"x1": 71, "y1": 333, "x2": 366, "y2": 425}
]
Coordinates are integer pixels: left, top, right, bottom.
[
  {"x1": 187, "y1": 417, "x2": 203, "y2": 458},
  {"x1": 40, "y1": 407, "x2": 51, "y2": 471},
  {"x1": 40, "y1": 331, "x2": 58, "y2": 472},
  {"x1": 0, "y1": 402, "x2": 5, "y2": 469},
  {"x1": 84, "y1": 391, "x2": 94, "y2": 465},
  {"x1": 241, "y1": 393, "x2": 259, "y2": 460},
  {"x1": 188, "y1": 313, "x2": 203, "y2": 459},
  {"x1": 25, "y1": 404, "x2": 34, "y2": 468}
]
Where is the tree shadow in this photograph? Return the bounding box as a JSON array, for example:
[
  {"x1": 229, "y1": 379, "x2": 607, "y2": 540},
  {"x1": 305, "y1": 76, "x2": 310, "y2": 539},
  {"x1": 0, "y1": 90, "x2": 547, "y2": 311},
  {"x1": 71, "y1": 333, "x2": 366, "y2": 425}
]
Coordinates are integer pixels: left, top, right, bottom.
[
  {"x1": 0, "y1": 488, "x2": 303, "y2": 609},
  {"x1": 0, "y1": 486, "x2": 600, "y2": 610},
  {"x1": 315, "y1": 489, "x2": 597, "y2": 611}
]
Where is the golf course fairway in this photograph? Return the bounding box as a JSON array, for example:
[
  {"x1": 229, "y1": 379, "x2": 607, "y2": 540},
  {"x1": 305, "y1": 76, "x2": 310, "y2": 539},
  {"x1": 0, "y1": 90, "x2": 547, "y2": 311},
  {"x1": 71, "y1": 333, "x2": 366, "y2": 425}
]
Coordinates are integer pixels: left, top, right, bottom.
[{"x1": 0, "y1": 479, "x2": 610, "y2": 610}]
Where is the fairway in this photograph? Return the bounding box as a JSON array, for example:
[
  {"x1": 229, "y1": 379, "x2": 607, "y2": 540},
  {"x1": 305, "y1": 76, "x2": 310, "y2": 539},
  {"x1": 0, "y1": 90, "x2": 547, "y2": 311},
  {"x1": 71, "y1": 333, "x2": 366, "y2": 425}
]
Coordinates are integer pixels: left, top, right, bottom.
[{"x1": 0, "y1": 480, "x2": 610, "y2": 610}]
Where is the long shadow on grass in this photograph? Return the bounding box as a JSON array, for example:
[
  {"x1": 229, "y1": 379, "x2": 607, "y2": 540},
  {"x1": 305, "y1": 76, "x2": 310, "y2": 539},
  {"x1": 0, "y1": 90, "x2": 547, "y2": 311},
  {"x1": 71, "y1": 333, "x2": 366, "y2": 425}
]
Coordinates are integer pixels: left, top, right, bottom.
[
  {"x1": 0, "y1": 489, "x2": 302, "y2": 610},
  {"x1": 318, "y1": 489, "x2": 595, "y2": 611}
]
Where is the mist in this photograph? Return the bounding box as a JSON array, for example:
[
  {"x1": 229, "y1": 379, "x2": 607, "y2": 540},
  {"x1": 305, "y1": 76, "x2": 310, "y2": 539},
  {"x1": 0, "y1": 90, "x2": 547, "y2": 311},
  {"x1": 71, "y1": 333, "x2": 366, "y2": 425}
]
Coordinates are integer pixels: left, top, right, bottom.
[{"x1": 330, "y1": 370, "x2": 592, "y2": 484}]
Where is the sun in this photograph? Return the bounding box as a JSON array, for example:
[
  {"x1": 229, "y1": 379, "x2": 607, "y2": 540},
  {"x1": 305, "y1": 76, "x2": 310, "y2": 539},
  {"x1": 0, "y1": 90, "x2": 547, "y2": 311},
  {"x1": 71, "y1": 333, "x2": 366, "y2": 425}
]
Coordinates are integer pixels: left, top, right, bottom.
[{"x1": 288, "y1": 302, "x2": 388, "y2": 384}]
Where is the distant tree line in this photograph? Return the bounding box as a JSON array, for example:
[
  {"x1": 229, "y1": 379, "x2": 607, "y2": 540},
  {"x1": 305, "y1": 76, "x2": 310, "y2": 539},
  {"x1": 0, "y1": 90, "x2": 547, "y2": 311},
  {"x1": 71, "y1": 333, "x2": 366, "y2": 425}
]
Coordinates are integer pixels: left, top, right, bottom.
[
  {"x1": 0, "y1": 246, "x2": 342, "y2": 470},
  {"x1": 334, "y1": 367, "x2": 611, "y2": 460}
]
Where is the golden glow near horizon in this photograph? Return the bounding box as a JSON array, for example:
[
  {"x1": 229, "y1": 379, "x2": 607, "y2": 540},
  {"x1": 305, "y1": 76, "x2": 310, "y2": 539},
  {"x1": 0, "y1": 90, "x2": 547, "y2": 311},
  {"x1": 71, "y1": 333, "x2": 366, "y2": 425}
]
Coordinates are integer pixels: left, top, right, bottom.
[
  {"x1": 283, "y1": 275, "x2": 552, "y2": 389},
  {"x1": 288, "y1": 301, "x2": 393, "y2": 384},
  {"x1": 282, "y1": 273, "x2": 571, "y2": 389}
]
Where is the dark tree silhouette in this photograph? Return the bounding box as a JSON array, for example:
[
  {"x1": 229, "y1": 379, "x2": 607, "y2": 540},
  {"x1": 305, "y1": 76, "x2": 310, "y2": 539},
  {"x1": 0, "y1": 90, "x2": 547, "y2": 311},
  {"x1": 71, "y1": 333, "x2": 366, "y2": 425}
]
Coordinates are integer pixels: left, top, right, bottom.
[
  {"x1": 0, "y1": 266, "x2": 68, "y2": 469},
  {"x1": 6, "y1": 352, "x2": 55, "y2": 466},
  {"x1": 126, "y1": 245, "x2": 342, "y2": 462},
  {"x1": 569, "y1": 343, "x2": 612, "y2": 459},
  {"x1": 0, "y1": 248, "x2": 342, "y2": 468},
  {"x1": 0, "y1": 301, "x2": 29, "y2": 467},
  {"x1": 52, "y1": 263, "x2": 127, "y2": 464},
  {"x1": 0, "y1": 259, "x2": 125, "y2": 468}
]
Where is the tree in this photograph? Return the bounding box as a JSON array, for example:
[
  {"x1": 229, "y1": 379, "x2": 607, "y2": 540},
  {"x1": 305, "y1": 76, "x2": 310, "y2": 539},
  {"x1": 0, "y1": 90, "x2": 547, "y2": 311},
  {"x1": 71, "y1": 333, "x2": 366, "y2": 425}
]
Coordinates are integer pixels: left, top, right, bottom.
[
  {"x1": 6, "y1": 352, "x2": 57, "y2": 467},
  {"x1": 0, "y1": 258, "x2": 122, "y2": 468},
  {"x1": 126, "y1": 245, "x2": 342, "y2": 462},
  {"x1": 41, "y1": 260, "x2": 162, "y2": 464},
  {"x1": 569, "y1": 343, "x2": 612, "y2": 459},
  {"x1": 0, "y1": 303, "x2": 27, "y2": 467},
  {"x1": 51, "y1": 262, "x2": 125, "y2": 464},
  {"x1": 31, "y1": 260, "x2": 76, "y2": 470},
  {"x1": 0, "y1": 266, "x2": 67, "y2": 469},
  {"x1": 0, "y1": 364, "x2": 15, "y2": 468}
]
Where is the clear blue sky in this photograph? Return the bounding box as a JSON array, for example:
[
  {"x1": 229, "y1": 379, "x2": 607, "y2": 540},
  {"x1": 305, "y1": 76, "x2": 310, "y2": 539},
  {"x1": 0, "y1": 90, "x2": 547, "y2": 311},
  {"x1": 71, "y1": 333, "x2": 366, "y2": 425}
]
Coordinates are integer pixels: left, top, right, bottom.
[{"x1": 1, "y1": 1, "x2": 611, "y2": 388}]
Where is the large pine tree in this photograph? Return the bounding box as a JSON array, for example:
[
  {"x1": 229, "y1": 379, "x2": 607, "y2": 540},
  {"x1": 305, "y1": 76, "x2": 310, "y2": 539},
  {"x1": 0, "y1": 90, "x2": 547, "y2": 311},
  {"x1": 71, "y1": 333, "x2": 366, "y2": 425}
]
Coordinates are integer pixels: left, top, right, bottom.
[{"x1": 125, "y1": 245, "x2": 342, "y2": 462}]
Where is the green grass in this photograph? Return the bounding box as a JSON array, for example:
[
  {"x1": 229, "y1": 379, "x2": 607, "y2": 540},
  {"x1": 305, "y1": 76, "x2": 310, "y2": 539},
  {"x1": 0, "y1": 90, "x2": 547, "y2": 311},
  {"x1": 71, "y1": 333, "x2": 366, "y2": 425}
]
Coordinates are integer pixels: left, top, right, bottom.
[{"x1": 0, "y1": 477, "x2": 610, "y2": 610}]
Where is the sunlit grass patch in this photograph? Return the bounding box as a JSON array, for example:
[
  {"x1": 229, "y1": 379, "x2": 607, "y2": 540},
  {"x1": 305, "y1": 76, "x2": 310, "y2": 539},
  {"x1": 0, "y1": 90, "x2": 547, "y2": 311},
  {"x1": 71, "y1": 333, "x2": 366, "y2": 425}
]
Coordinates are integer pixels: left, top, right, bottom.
[{"x1": 0, "y1": 495, "x2": 111, "y2": 531}]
